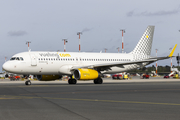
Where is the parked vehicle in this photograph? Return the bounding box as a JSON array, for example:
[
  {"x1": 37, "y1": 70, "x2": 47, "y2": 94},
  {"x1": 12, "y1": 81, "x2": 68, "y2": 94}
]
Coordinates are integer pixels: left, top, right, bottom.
[
  {"x1": 9, "y1": 76, "x2": 21, "y2": 81},
  {"x1": 164, "y1": 75, "x2": 169, "y2": 78},
  {"x1": 112, "y1": 74, "x2": 122, "y2": 79},
  {"x1": 141, "y1": 74, "x2": 150, "y2": 79}
]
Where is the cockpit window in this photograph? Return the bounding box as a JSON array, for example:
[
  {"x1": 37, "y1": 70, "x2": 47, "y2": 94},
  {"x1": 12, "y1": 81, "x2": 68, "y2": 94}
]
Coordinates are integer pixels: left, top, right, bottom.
[
  {"x1": 10, "y1": 57, "x2": 24, "y2": 61},
  {"x1": 16, "y1": 57, "x2": 20, "y2": 60},
  {"x1": 10, "y1": 57, "x2": 16, "y2": 60},
  {"x1": 20, "y1": 57, "x2": 24, "y2": 61}
]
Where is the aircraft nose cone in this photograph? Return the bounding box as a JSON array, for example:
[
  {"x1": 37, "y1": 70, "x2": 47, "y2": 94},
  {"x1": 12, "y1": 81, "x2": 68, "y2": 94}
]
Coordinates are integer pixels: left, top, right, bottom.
[{"x1": 3, "y1": 62, "x2": 10, "y2": 72}]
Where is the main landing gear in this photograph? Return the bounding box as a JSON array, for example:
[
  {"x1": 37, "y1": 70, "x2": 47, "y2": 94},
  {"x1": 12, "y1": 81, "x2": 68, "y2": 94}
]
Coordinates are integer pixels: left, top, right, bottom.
[
  {"x1": 68, "y1": 78, "x2": 77, "y2": 84},
  {"x1": 94, "y1": 77, "x2": 103, "y2": 84},
  {"x1": 25, "y1": 80, "x2": 31, "y2": 85}
]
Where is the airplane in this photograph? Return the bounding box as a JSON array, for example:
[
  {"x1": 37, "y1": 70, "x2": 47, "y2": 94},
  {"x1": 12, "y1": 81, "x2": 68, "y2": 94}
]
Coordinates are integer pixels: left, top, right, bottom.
[{"x1": 2, "y1": 26, "x2": 177, "y2": 85}]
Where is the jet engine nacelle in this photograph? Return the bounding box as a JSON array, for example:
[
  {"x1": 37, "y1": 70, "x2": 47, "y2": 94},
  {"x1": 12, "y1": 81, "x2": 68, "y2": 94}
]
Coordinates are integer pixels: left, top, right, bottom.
[
  {"x1": 37, "y1": 75, "x2": 61, "y2": 81},
  {"x1": 73, "y1": 69, "x2": 99, "y2": 80}
]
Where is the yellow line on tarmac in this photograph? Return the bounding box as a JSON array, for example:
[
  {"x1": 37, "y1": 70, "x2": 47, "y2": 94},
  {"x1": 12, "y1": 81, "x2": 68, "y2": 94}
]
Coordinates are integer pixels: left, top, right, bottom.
[
  {"x1": 20, "y1": 88, "x2": 180, "y2": 96},
  {"x1": 0, "y1": 97, "x2": 23, "y2": 100},
  {"x1": 0, "y1": 95, "x2": 40, "y2": 99},
  {"x1": 1, "y1": 95, "x2": 180, "y2": 106},
  {"x1": 44, "y1": 97, "x2": 180, "y2": 106}
]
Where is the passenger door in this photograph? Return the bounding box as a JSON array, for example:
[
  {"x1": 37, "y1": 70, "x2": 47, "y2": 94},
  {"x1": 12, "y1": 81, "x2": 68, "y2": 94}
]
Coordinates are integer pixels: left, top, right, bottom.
[{"x1": 30, "y1": 53, "x2": 37, "y2": 66}]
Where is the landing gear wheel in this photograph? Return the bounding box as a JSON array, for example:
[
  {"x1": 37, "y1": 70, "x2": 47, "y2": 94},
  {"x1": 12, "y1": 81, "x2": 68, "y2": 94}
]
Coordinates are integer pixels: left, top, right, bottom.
[
  {"x1": 68, "y1": 79, "x2": 77, "y2": 84},
  {"x1": 94, "y1": 77, "x2": 103, "y2": 84},
  {"x1": 25, "y1": 80, "x2": 31, "y2": 85}
]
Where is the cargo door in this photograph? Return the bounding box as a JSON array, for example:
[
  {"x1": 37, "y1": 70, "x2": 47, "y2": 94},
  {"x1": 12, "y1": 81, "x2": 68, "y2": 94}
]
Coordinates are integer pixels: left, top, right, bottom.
[{"x1": 30, "y1": 53, "x2": 37, "y2": 66}]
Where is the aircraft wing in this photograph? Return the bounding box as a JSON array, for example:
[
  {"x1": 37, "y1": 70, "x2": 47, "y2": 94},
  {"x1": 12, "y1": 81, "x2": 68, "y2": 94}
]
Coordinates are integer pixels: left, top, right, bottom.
[
  {"x1": 71, "y1": 59, "x2": 157, "y2": 70},
  {"x1": 71, "y1": 44, "x2": 177, "y2": 71}
]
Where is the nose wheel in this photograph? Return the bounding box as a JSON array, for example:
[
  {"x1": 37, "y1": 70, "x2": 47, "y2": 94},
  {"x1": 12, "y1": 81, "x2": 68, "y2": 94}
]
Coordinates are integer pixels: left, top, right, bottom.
[{"x1": 25, "y1": 80, "x2": 31, "y2": 85}]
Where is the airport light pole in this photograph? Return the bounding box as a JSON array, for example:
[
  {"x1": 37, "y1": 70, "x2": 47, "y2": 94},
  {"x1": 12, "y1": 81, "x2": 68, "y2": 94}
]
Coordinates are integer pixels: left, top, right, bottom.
[
  {"x1": 177, "y1": 30, "x2": 180, "y2": 70},
  {"x1": 104, "y1": 48, "x2": 107, "y2": 53},
  {"x1": 77, "y1": 32, "x2": 82, "y2": 52},
  {"x1": 155, "y1": 49, "x2": 158, "y2": 74},
  {"x1": 170, "y1": 48, "x2": 173, "y2": 72},
  {"x1": 117, "y1": 47, "x2": 120, "y2": 53},
  {"x1": 177, "y1": 53, "x2": 180, "y2": 68},
  {"x1": 120, "y1": 29, "x2": 125, "y2": 53},
  {"x1": 26, "y1": 41, "x2": 31, "y2": 52},
  {"x1": 4, "y1": 57, "x2": 7, "y2": 75},
  {"x1": 62, "y1": 39, "x2": 68, "y2": 52}
]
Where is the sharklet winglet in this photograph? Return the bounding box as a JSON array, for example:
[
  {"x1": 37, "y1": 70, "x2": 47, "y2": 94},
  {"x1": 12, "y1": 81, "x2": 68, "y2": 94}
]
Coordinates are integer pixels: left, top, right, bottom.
[{"x1": 168, "y1": 44, "x2": 177, "y2": 57}]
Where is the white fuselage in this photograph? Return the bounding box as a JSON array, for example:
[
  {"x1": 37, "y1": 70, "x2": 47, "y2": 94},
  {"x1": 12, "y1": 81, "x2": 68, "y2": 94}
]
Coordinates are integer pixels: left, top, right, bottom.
[
  {"x1": 3, "y1": 26, "x2": 156, "y2": 76},
  {"x1": 3, "y1": 51, "x2": 145, "y2": 75}
]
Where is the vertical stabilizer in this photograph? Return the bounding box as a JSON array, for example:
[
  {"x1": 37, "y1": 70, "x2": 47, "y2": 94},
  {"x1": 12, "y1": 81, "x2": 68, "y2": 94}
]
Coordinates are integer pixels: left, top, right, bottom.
[{"x1": 131, "y1": 26, "x2": 155, "y2": 60}]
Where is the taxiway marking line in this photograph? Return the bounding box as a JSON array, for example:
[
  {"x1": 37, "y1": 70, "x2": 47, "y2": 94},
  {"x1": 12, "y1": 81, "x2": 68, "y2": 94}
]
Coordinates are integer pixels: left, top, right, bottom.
[
  {"x1": 19, "y1": 88, "x2": 180, "y2": 95},
  {"x1": 0, "y1": 95, "x2": 180, "y2": 106}
]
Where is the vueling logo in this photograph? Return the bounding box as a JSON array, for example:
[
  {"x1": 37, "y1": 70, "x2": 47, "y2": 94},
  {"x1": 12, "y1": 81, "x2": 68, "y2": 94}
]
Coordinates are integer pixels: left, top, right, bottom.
[{"x1": 59, "y1": 54, "x2": 71, "y2": 57}]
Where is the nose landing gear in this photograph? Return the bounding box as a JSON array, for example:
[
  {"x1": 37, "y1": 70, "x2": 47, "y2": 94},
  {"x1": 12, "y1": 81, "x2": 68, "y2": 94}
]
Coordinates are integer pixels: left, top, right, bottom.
[{"x1": 25, "y1": 80, "x2": 31, "y2": 85}]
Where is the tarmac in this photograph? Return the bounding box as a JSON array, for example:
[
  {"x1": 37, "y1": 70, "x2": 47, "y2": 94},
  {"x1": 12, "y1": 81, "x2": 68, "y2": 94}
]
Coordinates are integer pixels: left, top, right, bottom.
[
  {"x1": 0, "y1": 77, "x2": 180, "y2": 120},
  {"x1": 0, "y1": 76, "x2": 180, "y2": 85}
]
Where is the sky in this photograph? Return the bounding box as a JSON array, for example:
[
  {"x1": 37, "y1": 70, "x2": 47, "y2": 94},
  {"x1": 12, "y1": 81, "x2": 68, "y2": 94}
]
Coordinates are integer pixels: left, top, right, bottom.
[{"x1": 0, "y1": 0, "x2": 180, "y2": 72}]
